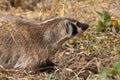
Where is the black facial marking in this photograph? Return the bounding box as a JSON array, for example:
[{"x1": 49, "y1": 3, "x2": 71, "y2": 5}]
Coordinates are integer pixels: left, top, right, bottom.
[
  {"x1": 76, "y1": 22, "x2": 89, "y2": 30},
  {"x1": 65, "y1": 23, "x2": 69, "y2": 34},
  {"x1": 71, "y1": 23, "x2": 78, "y2": 35}
]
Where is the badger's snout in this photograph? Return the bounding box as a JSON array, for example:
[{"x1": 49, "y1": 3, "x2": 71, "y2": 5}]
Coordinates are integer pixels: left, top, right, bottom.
[{"x1": 76, "y1": 22, "x2": 89, "y2": 31}]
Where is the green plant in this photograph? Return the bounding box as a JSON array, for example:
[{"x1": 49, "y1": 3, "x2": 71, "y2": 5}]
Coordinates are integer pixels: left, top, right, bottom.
[
  {"x1": 46, "y1": 73, "x2": 61, "y2": 80},
  {"x1": 96, "y1": 10, "x2": 120, "y2": 32},
  {"x1": 96, "y1": 10, "x2": 111, "y2": 32},
  {"x1": 97, "y1": 50, "x2": 120, "y2": 80}
]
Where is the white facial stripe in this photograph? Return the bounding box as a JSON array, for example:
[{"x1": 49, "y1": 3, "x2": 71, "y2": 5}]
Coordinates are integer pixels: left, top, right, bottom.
[{"x1": 39, "y1": 17, "x2": 60, "y2": 24}]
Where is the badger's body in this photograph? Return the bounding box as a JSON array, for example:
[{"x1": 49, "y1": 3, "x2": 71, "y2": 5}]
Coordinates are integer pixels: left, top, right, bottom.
[{"x1": 0, "y1": 14, "x2": 88, "y2": 71}]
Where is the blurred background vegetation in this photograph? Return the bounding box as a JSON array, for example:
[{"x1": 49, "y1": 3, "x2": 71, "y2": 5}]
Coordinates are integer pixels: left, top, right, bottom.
[{"x1": 0, "y1": 0, "x2": 120, "y2": 80}]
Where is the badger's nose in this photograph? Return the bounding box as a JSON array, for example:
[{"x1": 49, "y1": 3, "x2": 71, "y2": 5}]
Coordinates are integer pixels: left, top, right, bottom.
[{"x1": 76, "y1": 22, "x2": 89, "y2": 30}]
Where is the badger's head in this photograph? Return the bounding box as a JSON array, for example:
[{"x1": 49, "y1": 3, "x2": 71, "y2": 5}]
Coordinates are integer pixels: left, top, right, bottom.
[
  {"x1": 50, "y1": 18, "x2": 89, "y2": 51},
  {"x1": 64, "y1": 18, "x2": 89, "y2": 38},
  {"x1": 55, "y1": 18, "x2": 89, "y2": 44},
  {"x1": 45, "y1": 17, "x2": 89, "y2": 59}
]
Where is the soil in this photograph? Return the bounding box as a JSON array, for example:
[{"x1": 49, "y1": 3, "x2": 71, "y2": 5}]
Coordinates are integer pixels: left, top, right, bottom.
[{"x1": 0, "y1": 0, "x2": 120, "y2": 80}]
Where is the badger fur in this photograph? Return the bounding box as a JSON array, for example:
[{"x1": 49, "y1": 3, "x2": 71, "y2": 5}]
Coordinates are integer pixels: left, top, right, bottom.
[{"x1": 0, "y1": 14, "x2": 89, "y2": 72}]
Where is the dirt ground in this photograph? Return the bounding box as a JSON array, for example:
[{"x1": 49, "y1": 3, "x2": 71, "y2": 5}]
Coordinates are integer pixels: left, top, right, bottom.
[{"x1": 0, "y1": 0, "x2": 120, "y2": 80}]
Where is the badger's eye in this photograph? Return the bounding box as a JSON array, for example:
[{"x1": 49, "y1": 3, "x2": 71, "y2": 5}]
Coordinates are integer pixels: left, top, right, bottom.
[
  {"x1": 65, "y1": 22, "x2": 78, "y2": 35},
  {"x1": 65, "y1": 20, "x2": 78, "y2": 37},
  {"x1": 76, "y1": 22, "x2": 82, "y2": 27}
]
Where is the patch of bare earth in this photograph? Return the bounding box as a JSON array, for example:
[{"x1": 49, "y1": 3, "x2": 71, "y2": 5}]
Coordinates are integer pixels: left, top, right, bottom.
[{"x1": 0, "y1": 0, "x2": 120, "y2": 80}]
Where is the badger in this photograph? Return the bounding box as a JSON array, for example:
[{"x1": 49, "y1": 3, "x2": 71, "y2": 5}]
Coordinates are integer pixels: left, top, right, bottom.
[{"x1": 0, "y1": 14, "x2": 89, "y2": 72}]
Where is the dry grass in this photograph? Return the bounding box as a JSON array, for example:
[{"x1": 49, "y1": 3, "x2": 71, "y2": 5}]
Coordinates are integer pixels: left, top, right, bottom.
[{"x1": 0, "y1": 0, "x2": 120, "y2": 80}]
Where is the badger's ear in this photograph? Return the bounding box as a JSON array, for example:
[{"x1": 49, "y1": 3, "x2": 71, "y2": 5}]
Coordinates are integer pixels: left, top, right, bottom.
[{"x1": 64, "y1": 20, "x2": 78, "y2": 37}]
